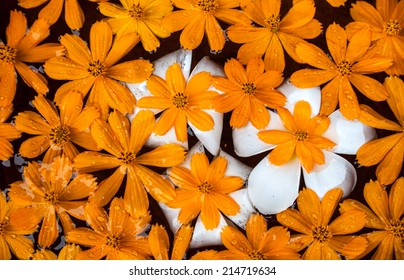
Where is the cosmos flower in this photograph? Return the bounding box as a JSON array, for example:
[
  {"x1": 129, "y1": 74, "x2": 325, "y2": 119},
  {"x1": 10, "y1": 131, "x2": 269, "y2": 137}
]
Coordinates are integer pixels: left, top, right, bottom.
[
  {"x1": 233, "y1": 80, "x2": 376, "y2": 214},
  {"x1": 98, "y1": 0, "x2": 173, "y2": 52},
  {"x1": 0, "y1": 192, "x2": 40, "y2": 260},
  {"x1": 217, "y1": 213, "x2": 300, "y2": 260},
  {"x1": 149, "y1": 224, "x2": 193, "y2": 260},
  {"x1": 340, "y1": 178, "x2": 404, "y2": 260},
  {"x1": 356, "y1": 76, "x2": 404, "y2": 186},
  {"x1": 290, "y1": 23, "x2": 392, "y2": 120},
  {"x1": 163, "y1": 0, "x2": 250, "y2": 51},
  {"x1": 14, "y1": 91, "x2": 100, "y2": 163},
  {"x1": 227, "y1": 0, "x2": 322, "y2": 72},
  {"x1": 0, "y1": 104, "x2": 21, "y2": 161},
  {"x1": 0, "y1": 10, "x2": 64, "y2": 105},
  {"x1": 8, "y1": 155, "x2": 98, "y2": 248},
  {"x1": 345, "y1": 0, "x2": 404, "y2": 75},
  {"x1": 44, "y1": 21, "x2": 153, "y2": 118},
  {"x1": 277, "y1": 188, "x2": 368, "y2": 260},
  {"x1": 213, "y1": 57, "x2": 286, "y2": 129},
  {"x1": 73, "y1": 110, "x2": 186, "y2": 218},
  {"x1": 18, "y1": 0, "x2": 86, "y2": 30},
  {"x1": 66, "y1": 198, "x2": 152, "y2": 260}
]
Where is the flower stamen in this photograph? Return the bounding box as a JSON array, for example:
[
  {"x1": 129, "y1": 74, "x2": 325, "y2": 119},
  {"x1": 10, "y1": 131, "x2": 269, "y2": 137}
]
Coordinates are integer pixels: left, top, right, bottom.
[
  {"x1": 312, "y1": 225, "x2": 331, "y2": 243},
  {"x1": 388, "y1": 219, "x2": 404, "y2": 240},
  {"x1": 337, "y1": 60, "x2": 352, "y2": 76},
  {"x1": 49, "y1": 125, "x2": 70, "y2": 146},
  {"x1": 128, "y1": 4, "x2": 144, "y2": 20},
  {"x1": 249, "y1": 250, "x2": 267, "y2": 260},
  {"x1": 295, "y1": 130, "x2": 308, "y2": 141},
  {"x1": 242, "y1": 82, "x2": 256, "y2": 95},
  {"x1": 106, "y1": 234, "x2": 120, "y2": 248},
  {"x1": 43, "y1": 191, "x2": 58, "y2": 205},
  {"x1": 265, "y1": 15, "x2": 280, "y2": 33},
  {"x1": 197, "y1": 0, "x2": 219, "y2": 12},
  {"x1": 0, "y1": 44, "x2": 17, "y2": 64},
  {"x1": 88, "y1": 60, "x2": 106, "y2": 77},
  {"x1": 198, "y1": 181, "x2": 213, "y2": 194},
  {"x1": 118, "y1": 151, "x2": 136, "y2": 165},
  {"x1": 172, "y1": 92, "x2": 188, "y2": 108},
  {"x1": 384, "y1": 19, "x2": 401, "y2": 36}
]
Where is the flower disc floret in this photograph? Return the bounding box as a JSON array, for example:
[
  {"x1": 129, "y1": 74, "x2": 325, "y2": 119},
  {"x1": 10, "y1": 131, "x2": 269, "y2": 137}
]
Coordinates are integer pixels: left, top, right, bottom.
[
  {"x1": 49, "y1": 125, "x2": 70, "y2": 147},
  {"x1": 0, "y1": 44, "x2": 17, "y2": 64},
  {"x1": 197, "y1": 0, "x2": 219, "y2": 13},
  {"x1": 128, "y1": 4, "x2": 144, "y2": 20},
  {"x1": 384, "y1": 19, "x2": 401, "y2": 36}
]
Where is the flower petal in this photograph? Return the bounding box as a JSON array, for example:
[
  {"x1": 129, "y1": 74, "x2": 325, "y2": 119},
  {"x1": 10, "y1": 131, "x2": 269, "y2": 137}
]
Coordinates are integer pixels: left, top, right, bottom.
[
  {"x1": 107, "y1": 60, "x2": 153, "y2": 83},
  {"x1": 264, "y1": 33, "x2": 285, "y2": 72},
  {"x1": 59, "y1": 34, "x2": 90, "y2": 66},
  {"x1": 322, "y1": 109, "x2": 377, "y2": 154},
  {"x1": 358, "y1": 104, "x2": 402, "y2": 131},
  {"x1": 328, "y1": 236, "x2": 367, "y2": 260},
  {"x1": 0, "y1": 63, "x2": 17, "y2": 107},
  {"x1": 329, "y1": 209, "x2": 366, "y2": 234},
  {"x1": 104, "y1": 33, "x2": 139, "y2": 67},
  {"x1": 136, "y1": 144, "x2": 186, "y2": 167},
  {"x1": 248, "y1": 156, "x2": 301, "y2": 214},
  {"x1": 89, "y1": 168, "x2": 125, "y2": 207},
  {"x1": 90, "y1": 21, "x2": 112, "y2": 62},
  {"x1": 148, "y1": 224, "x2": 169, "y2": 260},
  {"x1": 179, "y1": 13, "x2": 205, "y2": 50},
  {"x1": 14, "y1": 61, "x2": 48, "y2": 94},
  {"x1": 349, "y1": 74, "x2": 388, "y2": 102},
  {"x1": 43, "y1": 57, "x2": 89, "y2": 80},
  {"x1": 280, "y1": 0, "x2": 315, "y2": 29},
  {"x1": 38, "y1": 207, "x2": 58, "y2": 248},
  {"x1": 124, "y1": 168, "x2": 149, "y2": 218},
  {"x1": 6, "y1": 10, "x2": 27, "y2": 48},
  {"x1": 375, "y1": 136, "x2": 404, "y2": 186},
  {"x1": 295, "y1": 42, "x2": 335, "y2": 70},
  {"x1": 3, "y1": 234, "x2": 33, "y2": 260},
  {"x1": 65, "y1": 0, "x2": 85, "y2": 30},
  {"x1": 345, "y1": 27, "x2": 371, "y2": 64},
  {"x1": 325, "y1": 23, "x2": 347, "y2": 65},
  {"x1": 16, "y1": 18, "x2": 50, "y2": 53},
  {"x1": 385, "y1": 76, "x2": 404, "y2": 126},
  {"x1": 389, "y1": 177, "x2": 404, "y2": 220},
  {"x1": 303, "y1": 151, "x2": 357, "y2": 199},
  {"x1": 19, "y1": 135, "x2": 50, "y2": 159}
]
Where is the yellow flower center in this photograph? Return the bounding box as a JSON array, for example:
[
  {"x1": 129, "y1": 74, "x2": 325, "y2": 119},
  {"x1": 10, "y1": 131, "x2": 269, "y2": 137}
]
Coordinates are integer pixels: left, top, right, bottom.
[
  {"x1": 388, "y1": 219, "x2": 404, "y2": 240},
  {"x1": 0, "y1": 216, "x2": 10, "y2": 235},
  {"x1": 0, "y1": 44, "x2": 17, "y2": 64},
  {"x1": 172, "y1": 92, "x2": 188, "y2": 108},
  {"x1": 128, "y1": 4, "x2": 144, "y2": 20},
  {"x1": 43, "y1": 191, "x2": 58, "y2": 205},
  {"x1": 337, "y1": 60, "x2": 352, "y2": 76},
  {"x1": 312, "y1": 225, "x2": 331, "y2": 243},
  {"x1": 49, "y1": 125, "x2": 70, "y2": 146},
  {"x1": 242, "y1": 82, "x2": 256, "y2": 95},
  {"x1": 88, "y1": 60, "x2": 106, "y2": 77},
  {"x1": 295, "y1": 130, "x2": 309, "y2": 141},
  {"x1": 265, "y1": 15, "x2": 281, "y2": 33},
  {"x1": 384, "y1": 19, "x2": 401, "y2": 36},
  {"x1": 249, "y1": 250, "x2": 267, "y2": 260},
  {"x1": 106, "y1": 234, "x2": 120, "y2": 248},
  {"x1": 118, "y1": 151, "x2": 136, "y2": 165},
  {"x1": 198, "y1": 181, "x2": 213, "y2": 194},
  {"x1": 197, "y1": 0, "x2": 219, "y2": 12}
]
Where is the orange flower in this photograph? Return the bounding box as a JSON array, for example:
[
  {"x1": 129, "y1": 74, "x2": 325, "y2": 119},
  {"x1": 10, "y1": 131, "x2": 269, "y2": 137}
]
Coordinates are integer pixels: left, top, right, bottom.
[
  {"x1": 217, "y1": 214, "x2": 300, "y2": 260},
  {"x1": 32, "y1": 243, "x2": 82, "y2": 260},
  {"x1": 0, "y1": 104, "x2": 21, "y2": 161},
  {"x1": 44, "y1": 21, "x2": 153, "y2": 118},
  {"x1": 340, "y1": 178, "x2": 404, "y2": 260},
  {"x1": 66, "y1": 198, "x2": 152, "y2": 260},
  {"x1": 346, "y1": 0, "x2": 404, "y2": 75},
  {"x1": 356, "y1": 76, "x2": 404, "y2": 185},
  {"x1": 0, "y1": 193, "x2": 40, "y2": 260},
  {"x1": 326, "y1": 0, "x2": 346, "y2": 7},
  {"x1": 8, "y1": 155, "x2": 97, "y2": 248},
  {"x1": 213, "y1": 57, "x2": 286, "y2": 129},
  {"x1": 290, "y1": 23, "x2": 392, "y2": 120},
  {"x1": 258, "y1": 100, "x2": 336, "y2": 173},
  {"x1": 149, "y1": 224, "x2": 193, "y2": 260},
  {"x1": 73, "y1": 110, "x2": 186, "y2": 218},
  {"x1": 227, "y1": 0, "x2": 322, "y2": 72},
  {"x1": 98, "y1": 0, "x2": 173, "y2": 52},
  {"x1": 137, "y1": 63, "x2": 218, "y2": 142},
  {"x1": 0, "y1": 10, "x2": 64, "y2": 105},
  {"x1": 167, "y1": 152, "x2": 244, "y2": 230},
  {"x1": 163, "y1": 0, "x2": 250, "y2": 51},
  {"x1": 15, "y1": 91, "x2": 100, "y2": 163},
  {"x1": 277, "y1": 188, "x2": 368, "y2": 260},
  {"x1": 18, "y1": 0, "x2": 86, "y2": 30}
]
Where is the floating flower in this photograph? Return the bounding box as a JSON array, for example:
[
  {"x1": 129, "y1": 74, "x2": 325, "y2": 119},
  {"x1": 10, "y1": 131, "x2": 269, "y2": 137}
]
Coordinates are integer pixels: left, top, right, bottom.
[
  {"x1": 0, "y1": 10, "x2": 64, "y2": 105},
  {"x1": 356, "y1": 76, "x2": 404, "y2": 186},
  {"x1": 73, "y1": 110, "x2": 186, "y2": 218},
  {"x1": 162, "y1": 0, "x2": 250, "y2": 51},
  {"x1": 44, "y1": 21, "x2": 153, "y2": 118},
  {"x1": 277, "y1": 188, "x2": 368, "y2": 260},
  {"x1": 213, "y1": 57, "x2": 286, "y2": 129},
  {"x1": 345, "y1": 0, "x2": 404, "y2": 75},
  {"x1": 340, "y1": 178, "x2": 404, "y2": 260},
  {"x1": 130, "y1": 49, "x2": 224, "y2": 156},
  {"x1": 0, "y1": 192, "x2": 40, "y2": 260},
  {"x1": 160, "y1": 142, "x2": 255, "y2": 248},
  {"x1": 66, "y1": 198, "x2": 152, "y2": 260},
  {"x1": 8, "y1": 155, "x2": 98, "y2": 248},
  {"x1": 149, "y1": 224, "x2": 193, "y2": 260},
  {"x1": 167, "y1": 151, "x2": 244, "y2": 230},
  {"x1": 15, "y1": 91, "x2": 100, "y2": 163},
  {"x1": 0, "y1": 104, "x2": 21, "y2": 161},
  {"x1": 217, "y1": 213, "x2": 300, "y2": 260},
  {"x1": 17, "y1": 0, "x2": 86, "y2": 30},
  {"x1": 290, "y1": 23, "x2": 392, "y2": 120},
  {"x1": 227, "y1": 0, "x2": 322, "y2": 72},
  {"x1": 234, "y1": 81, "x2": 376, "y2": 214},
  {"x1": 98, "y1": 0, "x2": 173, "y2": 52}
]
